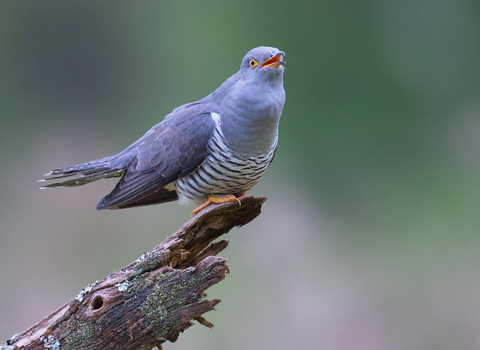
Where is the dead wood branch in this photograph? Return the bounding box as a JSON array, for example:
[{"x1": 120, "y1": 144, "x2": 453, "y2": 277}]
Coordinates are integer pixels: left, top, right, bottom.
[{"x1": 3, "y1": 196, "x2": 266, "y2": 350}]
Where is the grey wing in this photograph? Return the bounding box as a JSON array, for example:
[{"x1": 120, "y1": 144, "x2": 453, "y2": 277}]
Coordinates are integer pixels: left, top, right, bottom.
[{"x1": 96, "y1": 111, "x2": 216, "y2": 210}]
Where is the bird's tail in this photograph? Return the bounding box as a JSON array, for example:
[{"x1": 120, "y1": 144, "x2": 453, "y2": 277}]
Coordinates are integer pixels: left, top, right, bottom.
[{"x1": 39, "y1": 155, "x2": 126, "y2": 188}]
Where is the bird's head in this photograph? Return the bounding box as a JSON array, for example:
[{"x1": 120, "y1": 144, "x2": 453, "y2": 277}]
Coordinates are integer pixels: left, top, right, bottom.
[{"x1": 240, "y1": 46, "x2": 286, "y2": 77}]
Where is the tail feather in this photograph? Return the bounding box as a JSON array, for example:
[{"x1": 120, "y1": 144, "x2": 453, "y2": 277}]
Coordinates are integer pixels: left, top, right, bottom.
[
  {"x1": 40, "y1": 155, "x2": 126, "y2": 188},
  {"x1": 41, "y1": 169, "x2": 125, "y2": 188},
  {"x1": 46, "y1": 156, "x2": 115, "y2": 176}
]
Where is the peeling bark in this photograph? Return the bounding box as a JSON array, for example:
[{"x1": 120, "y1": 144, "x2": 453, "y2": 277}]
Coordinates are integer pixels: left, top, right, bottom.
[{"x1": 3, "y1": 196, "x2": 266, "y2": 350}]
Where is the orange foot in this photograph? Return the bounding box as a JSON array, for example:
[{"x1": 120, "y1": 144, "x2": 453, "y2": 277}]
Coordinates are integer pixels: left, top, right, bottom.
[{"x1": 191, "y1": 193, "x2": 246, "y2": 216}]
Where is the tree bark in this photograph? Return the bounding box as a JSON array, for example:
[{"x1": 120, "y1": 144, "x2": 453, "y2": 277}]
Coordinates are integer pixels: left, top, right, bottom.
[{"x1": 3, "y1": 196, "x2": 266, "y2": 350}]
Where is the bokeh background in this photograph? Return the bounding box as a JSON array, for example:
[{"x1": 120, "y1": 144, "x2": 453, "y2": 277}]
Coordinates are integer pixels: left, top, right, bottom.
[{"x1": 1, "y1": 1, "x2": 480, "y2": 349}]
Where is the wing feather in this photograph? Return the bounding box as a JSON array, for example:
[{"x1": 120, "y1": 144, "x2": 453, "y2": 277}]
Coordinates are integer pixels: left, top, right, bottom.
[{"x1": 96, "y1": 107, "x2": 216, "y2": 210}]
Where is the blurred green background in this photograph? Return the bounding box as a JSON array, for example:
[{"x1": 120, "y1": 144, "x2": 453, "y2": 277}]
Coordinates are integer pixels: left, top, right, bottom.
[{"x1": 1, "y1": 1, "x2": 480, "y2": 349}]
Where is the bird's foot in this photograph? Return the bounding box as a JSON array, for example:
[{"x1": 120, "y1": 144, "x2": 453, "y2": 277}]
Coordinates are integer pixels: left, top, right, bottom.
[{"x1": 190, "y1": 194, "x2": 244, "y2": 216}]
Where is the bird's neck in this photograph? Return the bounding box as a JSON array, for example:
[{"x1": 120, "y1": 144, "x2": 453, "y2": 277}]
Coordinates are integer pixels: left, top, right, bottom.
[{"x1": 218, "y1": 74, "x2": 285, "y2": 155}]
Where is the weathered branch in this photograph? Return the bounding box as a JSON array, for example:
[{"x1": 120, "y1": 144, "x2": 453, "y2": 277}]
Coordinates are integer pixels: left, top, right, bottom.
[{"x1": 3, "y1": 196, "x2": 266, "y2": 350}]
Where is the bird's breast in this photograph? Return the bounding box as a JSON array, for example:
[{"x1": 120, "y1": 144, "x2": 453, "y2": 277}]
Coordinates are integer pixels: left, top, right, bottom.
[{"x1": 174, "y1": 125, "x2": 277, "y2": 205}]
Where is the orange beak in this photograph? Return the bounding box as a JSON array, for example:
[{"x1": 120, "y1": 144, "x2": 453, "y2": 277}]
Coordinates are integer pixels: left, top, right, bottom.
[{"x1": 260, "y1": 52, "x2": 286, "y2": 68}]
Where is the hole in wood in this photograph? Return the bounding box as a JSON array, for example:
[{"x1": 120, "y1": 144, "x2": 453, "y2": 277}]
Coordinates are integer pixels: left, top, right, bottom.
[{"x1": 91, "y1": 295, "x2": 104, "y2": 310}]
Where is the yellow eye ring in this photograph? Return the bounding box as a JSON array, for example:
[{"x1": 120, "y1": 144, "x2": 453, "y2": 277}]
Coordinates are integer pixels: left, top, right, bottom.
[{"x1": 249, "y1": 58, "x2": 258, "y2": 68}]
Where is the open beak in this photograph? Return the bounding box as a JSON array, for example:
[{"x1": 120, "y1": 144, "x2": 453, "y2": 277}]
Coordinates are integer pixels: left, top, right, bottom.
[{"x1": 260, "y1": 51, "x2": 286, "y2": 68}]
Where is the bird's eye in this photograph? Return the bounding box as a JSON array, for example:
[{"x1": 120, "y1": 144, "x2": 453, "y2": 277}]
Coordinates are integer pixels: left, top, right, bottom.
[{"x1": 249, "y1": 58, "x2": 258, "y2": 68}]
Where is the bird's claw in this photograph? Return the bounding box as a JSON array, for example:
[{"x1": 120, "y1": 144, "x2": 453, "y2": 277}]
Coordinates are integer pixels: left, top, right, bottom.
[{"x1": 190, "y1": 194, "x2": 244, "y2": 216}]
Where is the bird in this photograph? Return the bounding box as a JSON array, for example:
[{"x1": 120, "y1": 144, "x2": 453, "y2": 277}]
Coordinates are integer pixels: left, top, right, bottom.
[{"x1": 40, "y1": 46, "x2": 286, "y2": 216}]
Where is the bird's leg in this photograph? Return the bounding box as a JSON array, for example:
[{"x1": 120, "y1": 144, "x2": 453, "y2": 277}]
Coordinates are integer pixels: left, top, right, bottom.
[{"x1": 191, "y1": 194, "x2": 244, "y2": 216}]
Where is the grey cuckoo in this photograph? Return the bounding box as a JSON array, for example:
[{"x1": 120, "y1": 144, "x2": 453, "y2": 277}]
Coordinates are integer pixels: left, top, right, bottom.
[{"x1": 40, "y1": 46, "x2": 286, "y2": 215}]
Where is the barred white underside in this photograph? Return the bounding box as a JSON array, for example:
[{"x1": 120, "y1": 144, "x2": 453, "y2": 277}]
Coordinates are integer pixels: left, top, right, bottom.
[{"x1": 174, "y1": 112, "x2": 277, "y2": 205}]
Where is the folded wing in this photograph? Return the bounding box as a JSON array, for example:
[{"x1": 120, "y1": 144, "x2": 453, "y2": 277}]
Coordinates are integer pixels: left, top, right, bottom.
[{"x1": 96, "y1": 110, "x2": 216, "y2": 210}]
